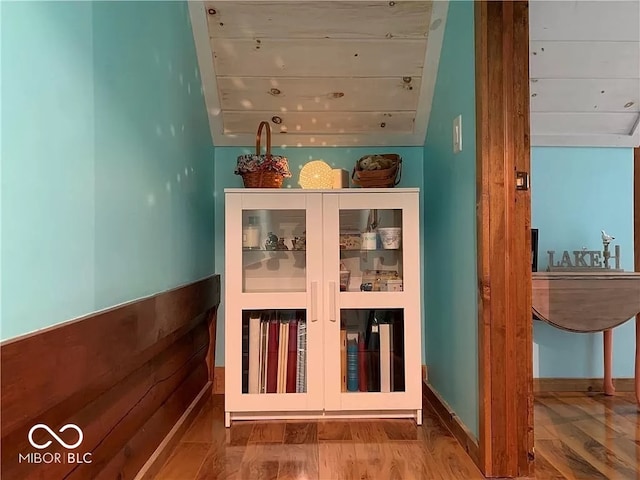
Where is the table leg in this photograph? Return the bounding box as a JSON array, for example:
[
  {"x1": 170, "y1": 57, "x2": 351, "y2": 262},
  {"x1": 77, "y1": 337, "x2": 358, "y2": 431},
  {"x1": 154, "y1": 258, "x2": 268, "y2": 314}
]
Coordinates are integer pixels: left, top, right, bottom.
[{"x1": 604, "y1": 329, "x2": 615, "y2": 395}]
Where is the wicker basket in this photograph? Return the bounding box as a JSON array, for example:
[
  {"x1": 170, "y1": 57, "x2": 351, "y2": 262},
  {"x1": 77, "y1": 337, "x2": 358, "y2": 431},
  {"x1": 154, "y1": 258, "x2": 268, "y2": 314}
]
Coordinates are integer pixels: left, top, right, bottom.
[
  {"x1": 235, "y1": 121, "x2": 290, "y2": 188},
  {"x1": 351, "y1": 154, "x2": 402, "y2": 188},
  {"x1": 241, "y1": 170, "x2": 284, "y2": 188}
]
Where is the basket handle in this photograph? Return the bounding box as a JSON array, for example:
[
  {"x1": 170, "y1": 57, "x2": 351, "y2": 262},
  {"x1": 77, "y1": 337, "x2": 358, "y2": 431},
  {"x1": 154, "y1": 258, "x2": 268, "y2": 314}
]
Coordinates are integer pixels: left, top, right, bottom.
[
  {"x1": 393, "y1": 157, "x2": 402, "y2": 186},
  {"x1": 255, "y1": 121, "x2": 272, "y2": 159}
]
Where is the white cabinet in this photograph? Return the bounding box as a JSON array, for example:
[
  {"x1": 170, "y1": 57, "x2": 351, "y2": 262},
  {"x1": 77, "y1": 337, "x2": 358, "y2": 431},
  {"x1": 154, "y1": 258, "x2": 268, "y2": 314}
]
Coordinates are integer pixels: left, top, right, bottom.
[{"x1": 224, "y1": 188, "x2": 422, "y2": 427}]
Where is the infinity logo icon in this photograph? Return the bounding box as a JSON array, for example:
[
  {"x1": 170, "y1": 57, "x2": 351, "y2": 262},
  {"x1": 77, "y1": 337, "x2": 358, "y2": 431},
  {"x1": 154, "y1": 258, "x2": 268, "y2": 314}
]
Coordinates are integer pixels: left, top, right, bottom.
[{"x1": 28, "y1": 424, "x2": 83, "y2": 450}]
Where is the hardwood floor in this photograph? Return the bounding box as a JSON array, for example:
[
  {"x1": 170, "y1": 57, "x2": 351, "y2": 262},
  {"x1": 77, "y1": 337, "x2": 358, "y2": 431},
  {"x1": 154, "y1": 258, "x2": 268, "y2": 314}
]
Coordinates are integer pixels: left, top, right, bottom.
[{"x1": 154, "y1": 392, "x2": 640, "y2": 479}]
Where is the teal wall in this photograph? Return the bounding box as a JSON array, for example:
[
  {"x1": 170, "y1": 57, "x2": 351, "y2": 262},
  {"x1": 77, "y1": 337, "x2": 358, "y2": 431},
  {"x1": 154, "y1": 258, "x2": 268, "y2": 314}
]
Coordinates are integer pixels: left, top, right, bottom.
[
  {"x1": 532, "y1": 147, "x2": 635, "y2": 378},
  {"x1": 213, "y1": 146, "x2": 424, "y2": 365},
  {"x1": 1, "y1": 1, "x2": 214, "y2": 339},
  {"x1": 423, "y1": 0, "x2": 478, "y2": 437}
]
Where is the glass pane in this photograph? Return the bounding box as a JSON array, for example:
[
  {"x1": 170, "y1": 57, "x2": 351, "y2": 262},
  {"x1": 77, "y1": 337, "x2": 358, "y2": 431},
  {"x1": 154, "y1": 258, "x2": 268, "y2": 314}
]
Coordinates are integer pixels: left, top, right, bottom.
[
  {"x1": 339, "y1": 309, "x2": 405, "y2": 393},
  {"x1": 242, "y1": 209, "x2": 306, "y2": 293},
  {"x1": 339, "y1": 209, "x2": 403, "y2": 292},
  {"x1": 241, "y1": 309, "x2": 307, "y2": 395}
]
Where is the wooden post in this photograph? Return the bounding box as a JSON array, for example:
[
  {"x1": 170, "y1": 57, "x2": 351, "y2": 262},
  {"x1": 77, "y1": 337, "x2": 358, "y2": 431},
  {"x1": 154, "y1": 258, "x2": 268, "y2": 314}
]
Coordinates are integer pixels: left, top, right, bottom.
[
  {"x1": 475, "y1": 1, "x2": 534, "y2": 477},
  {"x1": 634, "y1": 147, "x2": 640, "y2": 405}
]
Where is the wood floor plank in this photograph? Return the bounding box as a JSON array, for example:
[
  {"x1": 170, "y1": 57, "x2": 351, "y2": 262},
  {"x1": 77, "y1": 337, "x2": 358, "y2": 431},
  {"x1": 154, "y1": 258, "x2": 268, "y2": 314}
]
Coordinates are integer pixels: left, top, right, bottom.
[
  {"x1": 351, "y1": 421, "x2": 395, "y2": 480},
  {"x1": 154, "y1": 442, "x2": 210, "y2": 480},
  {"x1": 379, "y1": 419, "x2": 419, "y2": 441},
  {"x1": 349, "y1": 420, "x2": 388, "y2": 443},
  {"x1": 532, "y1": 451, "x2": 569, "y2": 480},
  {"x1": 283, "y1": 422, "x2": 317, "y2": 444},
  {"x1": 318, "y1": 442, "x2": 358, "y2": 480},
  {"x1": 154, "y1": 391, "x2": 640, "y2": 480},
  {"x1": 317, "y1": 421, "x2": 352, "y2": 441},
  {"x1": 194, "y1": 441, "x2": 245, "y2": 480},
  {"x1": 276, "y1": 444, "x2": 319, "y2": 480},
  {"x1": 389, "y1": 442, "x2": 444, "y2": 480},
  {"x1": 248, "y1": 422, "x2": 286, "y2": 444},
  {"x1": 239, "y1": 444, "x2": 280, "y2": 480},
  {"x1": 227, "y1": 422, "x2": 254, "y2": 446},
  {"x1": 549, "y1": 393, "x2": 639, "y2": 440},
  {"x1": 537, "y1": 395, "x2": 639, "y2": 478},
  {"x1": 535, "y1": 439, "x2": 608, "y2": 480}
]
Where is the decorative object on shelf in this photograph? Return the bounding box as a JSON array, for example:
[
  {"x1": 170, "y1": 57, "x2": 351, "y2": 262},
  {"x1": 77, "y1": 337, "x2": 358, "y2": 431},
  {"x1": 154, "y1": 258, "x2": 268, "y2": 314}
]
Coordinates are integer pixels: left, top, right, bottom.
[
  {"x1": 361, "y1": 270, "x2": 400, "y2": 291},
  {"x1": 292, "y1": 231, "x2": 306, "y2": 250},
  {"x1": 361, "y1": 232, "x2": 377, "y2": 250},
  {"x1": 339, "y1": 230, "x2": 361, "y2": 250},
  {"x1": 381, "y1": 278, "x2": 403, "y2": 292},
  {"x1": 378, "y1": 227, "x2": 401, "y2": 249},
  {"x1": 332, "y1": 168, "x2": 350, "y2": 188},
  {"x1": 276, "y1": 238, "x2": 289, "y2": 250},
  {"x1": 299, "y1": 160, "x2": 334, "y2": 189},
  {"x1": 265, "y1": 232, "x2": 279, "y2": 250},
  {"x1": 531, "y1": 228, "x2": 539, "y2": 272},
  {"x1": 361, "y1": 209, "x2": 379, "y2": 249},
  {"x1": 242, "y1": 215, "x2": 261, "y2": 249},
  {"x1": 546, "y1": 229, "x2": 622, "y2": 272},
  {"x1": 351, "y1": 153, "x2": 402, "y2": 188},
  {"x1": 340, "y1": 262, "x2": 351, "y2": 292},
  {"x1": 235, "y1": 121, "x2": 291, "y2": 188}
]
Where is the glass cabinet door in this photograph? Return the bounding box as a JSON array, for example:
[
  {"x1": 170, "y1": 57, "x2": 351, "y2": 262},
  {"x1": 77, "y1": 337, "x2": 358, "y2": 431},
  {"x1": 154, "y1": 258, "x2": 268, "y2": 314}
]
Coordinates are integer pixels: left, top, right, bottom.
[
  {"x1": 338, "y1": 209, "x2": 404, "y2": 293},
  {"x1": 339, "y1": 309, "x2": 406, "y2": 394},
  {"x1": 240, "y1": 309, "x2": 308, "y2": 395},
  {"x1": 322, "y1": 191, "x2": 421, "y2": 413},
  {"x1": 225, "y1": 192, "x2": 324, "y2": 414},
  {"x1": 241, "y1": 209, "x2": 307, "y2": 293}
]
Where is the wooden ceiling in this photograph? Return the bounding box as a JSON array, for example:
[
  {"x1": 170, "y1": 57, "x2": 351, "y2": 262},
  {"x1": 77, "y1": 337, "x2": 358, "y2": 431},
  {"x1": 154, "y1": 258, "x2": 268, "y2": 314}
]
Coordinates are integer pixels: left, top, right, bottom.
[
  {"x1": 529, "y1": 0, "x2": 640, "y2": 148},
  {"x1": 190, "y1": 1, "x2": 640, "y2": 149},
  {"x1": 188, "y1": 0, "x2": 447, "y2": 147}
]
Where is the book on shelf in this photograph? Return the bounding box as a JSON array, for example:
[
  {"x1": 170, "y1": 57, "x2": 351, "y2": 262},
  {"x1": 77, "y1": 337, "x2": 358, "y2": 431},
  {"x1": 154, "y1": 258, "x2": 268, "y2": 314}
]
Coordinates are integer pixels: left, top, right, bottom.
[
  {"x1": 245, "y1": 310, "x2": 307, "y2": 395},
  {"x1": 340, "y1": 329, "x2": 347, "y2": 392}
]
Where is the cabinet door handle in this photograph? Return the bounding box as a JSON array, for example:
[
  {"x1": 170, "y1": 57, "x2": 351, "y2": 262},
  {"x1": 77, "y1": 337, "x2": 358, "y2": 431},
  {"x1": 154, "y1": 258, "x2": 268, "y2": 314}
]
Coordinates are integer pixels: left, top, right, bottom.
[
  {"x1": 329, "y1": 281, "x2": 337, "y2": 322},
  {"x1": 310, "y1": 281, "x2": 318, "y2": 322}
]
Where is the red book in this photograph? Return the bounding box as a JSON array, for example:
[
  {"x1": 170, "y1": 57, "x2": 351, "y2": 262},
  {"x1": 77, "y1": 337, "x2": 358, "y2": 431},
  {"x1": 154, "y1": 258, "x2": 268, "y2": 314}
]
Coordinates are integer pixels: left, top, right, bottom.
[
  {"x1": 286, "y1": 320, "x2": 298, "y2": 393},
  {"x1": 358, "y1": 335, "x2": 368, "y2": 392},
  {"x1": 266, "y1": 320, "x2": 279, "y2": 393}
]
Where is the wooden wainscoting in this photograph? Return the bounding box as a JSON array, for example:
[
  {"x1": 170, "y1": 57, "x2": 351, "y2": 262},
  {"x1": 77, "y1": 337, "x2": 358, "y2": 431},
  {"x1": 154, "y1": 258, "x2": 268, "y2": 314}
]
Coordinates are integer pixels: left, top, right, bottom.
[
  {"x1": 534, "y1": 378, "x2": 635, "y2": 393},
  {"x1": 0, "y1": 275, "x2": 220, "y2": 480}
]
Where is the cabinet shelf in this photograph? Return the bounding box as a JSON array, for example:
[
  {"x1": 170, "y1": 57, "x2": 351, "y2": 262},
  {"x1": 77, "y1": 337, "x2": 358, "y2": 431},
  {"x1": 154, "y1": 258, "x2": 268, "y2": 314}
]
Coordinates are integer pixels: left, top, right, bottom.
[
  {"x1": 340, "y1": 248, "x2": 400, "y2": 254},
  {"x1": 243, "y1": 248, "x2": 306, "y2": 252}
]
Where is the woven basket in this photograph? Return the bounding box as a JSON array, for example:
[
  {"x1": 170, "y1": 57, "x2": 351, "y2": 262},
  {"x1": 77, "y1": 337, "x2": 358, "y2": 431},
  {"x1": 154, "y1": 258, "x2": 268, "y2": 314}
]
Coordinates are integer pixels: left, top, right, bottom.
[
  {"x1": 351, "y1": 154, "x2": 402, "y2": 188},
  {"x1": 241, "y1": 170, "x2": 284, "y2": 188},
  {"x1": 235, "y1": 121, "x2": 290, "y2": 188}
]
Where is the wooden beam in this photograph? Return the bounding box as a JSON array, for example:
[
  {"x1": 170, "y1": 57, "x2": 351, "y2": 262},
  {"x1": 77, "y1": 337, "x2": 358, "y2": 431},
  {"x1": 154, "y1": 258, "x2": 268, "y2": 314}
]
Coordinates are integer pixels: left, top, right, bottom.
[
  {"x1": 475, "y1": 1, "x2": 534, "y2": 477},
  {"x1": 634, "y1": 146, "x2": 640, "y2": 405}
]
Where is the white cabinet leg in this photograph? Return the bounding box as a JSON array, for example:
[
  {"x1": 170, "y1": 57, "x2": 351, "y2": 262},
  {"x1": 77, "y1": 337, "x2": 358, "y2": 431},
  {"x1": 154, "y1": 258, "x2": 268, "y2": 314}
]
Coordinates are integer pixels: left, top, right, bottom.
[
  {"x1": 416, "y1": 409, "x2": 423, "y2": 426},
  {"x1": 225, "y1": 411, "x2": 231, "y2": 428}
]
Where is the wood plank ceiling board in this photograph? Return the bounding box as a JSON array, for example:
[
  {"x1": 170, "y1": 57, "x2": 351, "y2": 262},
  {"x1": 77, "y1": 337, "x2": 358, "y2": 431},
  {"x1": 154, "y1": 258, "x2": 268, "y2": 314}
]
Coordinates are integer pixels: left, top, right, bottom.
[
  {"x1": 188, "y1": 0, "x2": 448, "y2": 147},
  {"x1": 529, "y1": 0, "x2": 640, "y2": 148}
]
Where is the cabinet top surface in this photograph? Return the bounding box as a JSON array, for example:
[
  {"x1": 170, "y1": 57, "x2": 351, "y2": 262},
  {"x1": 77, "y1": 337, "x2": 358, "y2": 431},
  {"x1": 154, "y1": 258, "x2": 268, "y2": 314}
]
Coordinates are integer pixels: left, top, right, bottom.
[{"x1": 224, "y1": 188, "x2": 419, "y2": 194}]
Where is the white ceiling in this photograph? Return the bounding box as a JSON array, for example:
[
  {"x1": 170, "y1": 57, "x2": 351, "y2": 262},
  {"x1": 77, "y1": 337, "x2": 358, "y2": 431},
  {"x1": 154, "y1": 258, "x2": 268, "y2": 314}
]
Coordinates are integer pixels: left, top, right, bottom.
[
  {"x1": 188, "y1": 0, "x2": 447, "y2": 147},
  {"x1": 529, "y1": 0, "x2": 640, "y2": 147},
  {"x1": 189, "y1": 1, "x2": 640, "y2": 149}
]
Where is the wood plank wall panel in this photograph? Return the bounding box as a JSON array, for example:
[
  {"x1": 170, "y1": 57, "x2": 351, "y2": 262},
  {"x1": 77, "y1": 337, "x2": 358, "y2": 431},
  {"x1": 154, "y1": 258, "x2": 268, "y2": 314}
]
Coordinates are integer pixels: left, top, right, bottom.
[
  {"x1": 634, "y1": 147, "x2": 640, "y2": 405},
  {"x1": 475, "y1": 1, "x2": 534, "y2": 477},
  {"x1": 0, "y1": 275, "x2": 220, "y2": 480}
]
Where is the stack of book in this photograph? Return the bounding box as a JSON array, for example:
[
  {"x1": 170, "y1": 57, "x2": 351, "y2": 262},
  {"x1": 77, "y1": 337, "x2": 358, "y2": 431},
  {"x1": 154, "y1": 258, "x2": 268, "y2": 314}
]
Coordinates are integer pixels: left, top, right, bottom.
[
  {"x1": 340, "y1": 312, "x2": 405, "y2": 393},
  {"x1": 242, "y1": 310, "x2": 307, "y2": 394}
]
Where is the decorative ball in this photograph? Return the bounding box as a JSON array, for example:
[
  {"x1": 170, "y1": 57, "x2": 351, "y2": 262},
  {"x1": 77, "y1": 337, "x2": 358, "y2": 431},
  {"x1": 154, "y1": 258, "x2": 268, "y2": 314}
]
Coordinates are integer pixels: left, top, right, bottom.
[{"x1": 299, "y1": 160, "x2": 333, "y2": 189}]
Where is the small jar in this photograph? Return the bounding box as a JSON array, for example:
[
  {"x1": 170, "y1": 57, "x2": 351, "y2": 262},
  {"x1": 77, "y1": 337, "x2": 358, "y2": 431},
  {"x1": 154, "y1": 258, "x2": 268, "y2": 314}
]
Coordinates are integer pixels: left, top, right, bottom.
[{"x1": 242, "y1": 216, "x2": 261, "y2": 249}]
